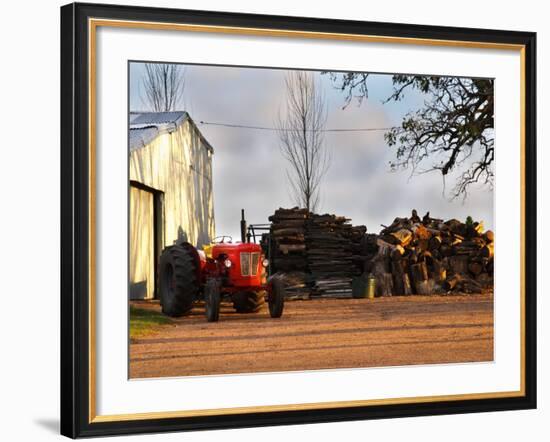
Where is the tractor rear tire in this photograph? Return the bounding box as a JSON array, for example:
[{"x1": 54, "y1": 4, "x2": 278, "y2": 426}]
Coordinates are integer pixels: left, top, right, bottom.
[
  {"x1": 158, "y1": 245, "x2": 198, "y2": 317},
  {"x1": 205, "y1": 279, "x2": 221, "y2": 322},
  {"x1": 232, "y1": 291, "x2": 265, "y2": 313},
  {"x1": 268, "y1": 277, "x2": 285, "y2": 318}
]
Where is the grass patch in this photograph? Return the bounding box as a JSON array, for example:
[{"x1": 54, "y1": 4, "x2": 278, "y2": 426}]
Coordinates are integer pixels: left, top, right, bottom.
[{"x1": 130, "y1": 305, "x2": 172, "y2": 340}]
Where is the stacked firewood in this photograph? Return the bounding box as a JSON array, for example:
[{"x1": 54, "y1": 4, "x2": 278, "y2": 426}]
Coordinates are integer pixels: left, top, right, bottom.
[
  {"x1": 269, "y1": 208, "x2": 308, "y2": 270},
  {"x1": 269, "y1": 208, "x2": 366, "y2": 298},
  {"x1": 307, "y1": 213, "x2": 366, "y2": 297},
  {"x1": 345, "y1": 224, "x2": 368, "y2": 275},
  {"x1": 370, "y1": 210, "x2": 494, "y2": 296},
  {"x1": 361, "y1": 234, "x2": 380, "y2": 267},
  {"x1": 268, "y1": 208, "x2": 310, "y2": 298}
]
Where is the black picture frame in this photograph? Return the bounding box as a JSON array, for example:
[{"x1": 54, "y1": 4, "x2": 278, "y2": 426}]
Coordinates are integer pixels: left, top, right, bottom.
[{"x1": 61, "y1": 2, "x2": 537, "y2": 438}]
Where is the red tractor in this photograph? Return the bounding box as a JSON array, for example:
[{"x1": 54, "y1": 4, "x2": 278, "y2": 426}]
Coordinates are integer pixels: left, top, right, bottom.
[{"x1": 158, "y1": 210, "x2": 285, "y2": 322}]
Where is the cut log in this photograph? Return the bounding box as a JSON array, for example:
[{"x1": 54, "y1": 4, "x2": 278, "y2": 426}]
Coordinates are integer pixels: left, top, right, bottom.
[
  {"x1": 417, "y1": 238, "x2": 429, "y2": 253},
  {"x1": 443, "y1": 274, "x2": 482, "y2": 293},
  {"x1": 279, "y1": 244, "x2": 306, "y2": 254},
  {"x1": 450, "y1": 236, "x2": 464, "y2": 246},
  {"x1": 391, "y1": 259, "x2": 412, "y2": 295},
  {"x1": 476, "y1": 272, "x2": 493, "y2": 288},
  {"x1": 440, "y1": 244, "x2": 453, "y2": 257},
  {"x1": 468, "y1": 260, "x2": 485, "y2": 276},
  {"x1": 461, "y1": 277, "x2": 483, "y2": 293},
  {"x1": 411, "y1": 261, "x2": 428, "y2": 282},
  {"x1": 410, "y1": 261, "x2": 430, "y2": 294},
  {"x1": 428, "y1": 235, "x2": 442, "y2": 251},
  {"x1": 444, "y1": 274, "x2": 461, "y2": 291},
  {"x1": 432, "y1": 259, "x2": 447, "y2": 284},
  {"x1": 390, "y1": 245, "x2": 405, "y2": 261},
  {"x1": 401, "y1": 273, "x2": 413, "y2": 295},
  {"x1": 413, "y1": 224, "x2": 432, "y2": 240},
  {"x1": 448, "y1": 255, "x2": 469, "y2": 275},
  {"x1": 479, "y1": 242, "x2": 494, "y2": 259},
  {"x1": 375, "y1": 272, "x2": 394, "y2": 297},
  {"x1": 390, "y1": 229, "x2": 413, "y2": 247},
  {"x1": 372, "y1": 255, "x2": 391, "y2": 274},
  {"x1": 271, "y1": 227, "x2": 304, "y2": 236},
  {"x1": 474, "y1": 221, "x2": 485, "y2": 235},
  {"x1": 408, "y1": 248, "x2": 419, "y2": 265},
  {"x1": 419, "y1": 250, "x2": 433, "y2": 266}
]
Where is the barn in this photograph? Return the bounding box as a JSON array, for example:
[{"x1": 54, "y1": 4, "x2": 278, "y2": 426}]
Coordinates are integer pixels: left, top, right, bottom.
[{"x1": 129, "y1": 111, "x2": 215, "y2": 300}]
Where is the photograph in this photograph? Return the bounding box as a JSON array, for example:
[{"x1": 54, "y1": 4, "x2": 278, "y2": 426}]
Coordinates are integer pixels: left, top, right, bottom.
[{"x1": 128, "y1": 61, "x2": 495, "y2": 379}]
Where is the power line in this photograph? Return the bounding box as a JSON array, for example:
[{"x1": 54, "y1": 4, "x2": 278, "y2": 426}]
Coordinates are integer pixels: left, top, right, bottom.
[{"x1": 198, "y1": 120, "x2": 397, "y2": 133}]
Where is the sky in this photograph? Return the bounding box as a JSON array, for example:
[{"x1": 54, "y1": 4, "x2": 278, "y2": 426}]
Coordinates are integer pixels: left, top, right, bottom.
[{"x1": 130, "y1": 62, "x2": 494, "y2": 241}]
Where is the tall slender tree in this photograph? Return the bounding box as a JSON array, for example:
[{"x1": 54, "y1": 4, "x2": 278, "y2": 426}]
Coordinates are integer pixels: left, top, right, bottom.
[
  {"x1": 276, "y1": 71, "x2": 329, "y2": 212},
  {"x1": 141, "y1": 63, "x2": 185, "y2": 112}
]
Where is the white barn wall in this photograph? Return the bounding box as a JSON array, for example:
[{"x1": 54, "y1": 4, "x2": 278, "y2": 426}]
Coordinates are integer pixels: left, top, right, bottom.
[{"x1": 129, "y1": 118, "x2": 215, "y2": 299}]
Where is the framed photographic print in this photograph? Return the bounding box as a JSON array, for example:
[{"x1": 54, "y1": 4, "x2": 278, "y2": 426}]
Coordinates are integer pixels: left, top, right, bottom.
[{"x1": 60, "y1": 2, "x2": 537, "y2": 438}]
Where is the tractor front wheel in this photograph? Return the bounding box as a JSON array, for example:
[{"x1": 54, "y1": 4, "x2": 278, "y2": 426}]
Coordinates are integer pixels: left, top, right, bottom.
[
  {"x1": 268, "y1": 277, "x2": 285, "y2": 318},
  {"x1": 205, "y1": 279, "x2": 221, "y2": 322},
  {"x1": 158, "y1": 245, "x2": 198, "y2": 317},
  {"x1": 232, "y1": 291, "x2": 265, "y2": 313}
]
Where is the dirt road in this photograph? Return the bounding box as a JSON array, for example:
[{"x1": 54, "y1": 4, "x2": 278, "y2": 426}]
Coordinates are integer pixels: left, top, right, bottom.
[{"x1": 130, "y1": 293, "x2": 493, "y2": 378}]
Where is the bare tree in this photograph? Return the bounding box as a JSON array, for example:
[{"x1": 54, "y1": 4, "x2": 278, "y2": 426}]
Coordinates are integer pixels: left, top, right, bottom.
[
  {"x1": 276, "y1": 71, "x2": 329, "y2": 213},
  {"x1": 141, "y1": 63, "x2": 185, "y2": 112}
]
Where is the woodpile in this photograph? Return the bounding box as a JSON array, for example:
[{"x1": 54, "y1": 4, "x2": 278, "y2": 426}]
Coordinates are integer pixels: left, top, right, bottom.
[
  {"x1": 370, "y1": 210, "x2": 494, "y2": 296},
  {"x1": 307, "y1": 214, "x2": 365, "y2": 297},
  {"x1": 268, "y1": 208, "x2": 366, "y2": 298},
  {"x1": 268, "y1": 207, "x2": 492, "y2": 299},
  {"x1": 268, "y1": 208, "x2": 308, "y2": 272},
  {"x1": 268, "y1": 208, "x2": 310, "y2": 298}
]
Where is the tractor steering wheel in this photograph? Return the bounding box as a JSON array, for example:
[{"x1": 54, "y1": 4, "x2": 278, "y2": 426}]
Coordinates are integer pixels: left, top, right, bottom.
[{"x1": 213, "y1": 235, "x2": 232, "y2": 244}]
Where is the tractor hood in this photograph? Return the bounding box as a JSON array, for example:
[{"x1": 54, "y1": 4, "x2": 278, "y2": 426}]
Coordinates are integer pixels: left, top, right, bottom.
[{"x1": 211, "y1": 242, "x2": 262, "y2": 257}]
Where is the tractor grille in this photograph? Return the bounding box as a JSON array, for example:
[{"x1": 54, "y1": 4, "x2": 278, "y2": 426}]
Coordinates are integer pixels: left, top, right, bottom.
[
  {"x1": 240, "y1": 252, "x2": 260, "y2": 276},
  {"x1": 251, "y1": 253, "x2": 260, "y2": 276}
]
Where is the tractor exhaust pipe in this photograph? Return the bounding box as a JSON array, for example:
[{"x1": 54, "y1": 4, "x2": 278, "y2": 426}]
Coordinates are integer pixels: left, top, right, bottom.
[{"x1": 240, "y1": 209, "x2": 247, "y2": 243}]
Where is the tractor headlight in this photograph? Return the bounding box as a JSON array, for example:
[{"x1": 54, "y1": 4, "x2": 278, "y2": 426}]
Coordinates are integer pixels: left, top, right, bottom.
[
  {"x1": 262, "y1": 258, "x2": 269, "y2": 268},
  {"x1": 224, "y1": 259, "x2": 232, "y2": 268}
]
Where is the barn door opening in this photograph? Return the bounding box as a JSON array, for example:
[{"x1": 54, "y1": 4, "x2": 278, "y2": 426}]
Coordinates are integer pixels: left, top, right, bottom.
[{"x1": 129, "y1": 182, "x2": 164, "y2": 300}]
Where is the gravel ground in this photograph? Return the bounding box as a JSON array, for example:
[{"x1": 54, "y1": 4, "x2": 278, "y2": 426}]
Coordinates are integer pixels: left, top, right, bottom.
[{"x1": 129, "y1": 293, "x2": 493, "y2": 378}]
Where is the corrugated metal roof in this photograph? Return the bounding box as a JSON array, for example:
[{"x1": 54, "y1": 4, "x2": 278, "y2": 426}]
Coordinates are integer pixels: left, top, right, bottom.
[
  {"x1": 130, "y1": 111, "x2": 188, "y2": 126},
  {"x1": 129, "y1": 113, "x2": 141, "y2": 123},
  {"x1": 128, "y1": 111, "x2": 214, "y2": 153},
  {"x1": 129, "y1": 126, "x2": 159, "y2": 151}
]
